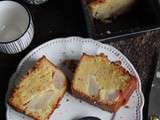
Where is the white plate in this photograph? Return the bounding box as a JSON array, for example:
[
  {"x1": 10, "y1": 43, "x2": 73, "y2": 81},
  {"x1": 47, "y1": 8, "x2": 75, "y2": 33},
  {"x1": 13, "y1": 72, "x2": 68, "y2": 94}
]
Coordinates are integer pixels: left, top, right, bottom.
[{"x1": 6, "y1": 37, "x2": 144, "y2": 120}]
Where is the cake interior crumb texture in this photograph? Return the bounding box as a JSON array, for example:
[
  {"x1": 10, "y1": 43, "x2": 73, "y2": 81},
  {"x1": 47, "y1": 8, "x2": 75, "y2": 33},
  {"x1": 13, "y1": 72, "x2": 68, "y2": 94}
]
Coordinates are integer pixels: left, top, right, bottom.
[
  {"x1": 8, "y1": 56, "x2": 67, "y2": 120},
  {"x1": 72, "y1": 53, "x2": 137, "y2": 112}
]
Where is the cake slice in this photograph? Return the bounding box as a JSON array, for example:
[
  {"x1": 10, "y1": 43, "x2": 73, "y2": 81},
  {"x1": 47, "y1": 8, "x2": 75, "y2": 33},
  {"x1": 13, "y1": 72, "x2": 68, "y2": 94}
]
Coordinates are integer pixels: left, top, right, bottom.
[
  {"x1": 8, "y1": 56, "x2": 67, "y2": 120},
  {"x1": 71, "y1": 53, "x2": 137, "y2": 112},
  {"x1": 88, "y1": 0, "x2": 135, "y2": 21}
]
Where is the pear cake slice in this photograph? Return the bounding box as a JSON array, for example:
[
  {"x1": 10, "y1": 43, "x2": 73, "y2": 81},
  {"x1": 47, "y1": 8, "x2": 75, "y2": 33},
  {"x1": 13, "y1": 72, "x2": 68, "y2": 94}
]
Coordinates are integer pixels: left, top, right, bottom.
[
  {"x1": 71, "y1": 53, "x2": 137, "y2": 112},
  {"x1": 88, "y1": 0, "x2": 135, "y2": 21},
  {"x1": 8, "y1": 56, "x2": 67, "y2": 120}
]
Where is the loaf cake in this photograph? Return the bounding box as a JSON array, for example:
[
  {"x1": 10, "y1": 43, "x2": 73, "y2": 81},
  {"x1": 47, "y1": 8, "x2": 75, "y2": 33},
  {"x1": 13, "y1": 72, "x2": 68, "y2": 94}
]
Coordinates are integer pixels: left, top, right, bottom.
[
  {"x1": 88, "y1": 0, "x2": 135, "y2": 21},
  {"x1": 8, "y1": 56, "x2": 67, "y2": 120},
  {"x1": 71, "y1": 53, "x2": 137, "y2": 112}
]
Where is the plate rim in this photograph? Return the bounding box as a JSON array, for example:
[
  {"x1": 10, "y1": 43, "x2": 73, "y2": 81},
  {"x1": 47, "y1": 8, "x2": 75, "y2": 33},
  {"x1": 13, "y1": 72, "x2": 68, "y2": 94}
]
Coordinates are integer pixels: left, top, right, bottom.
[{"x1": 5, "y1": 36, "x2": 144, "y2": 120}]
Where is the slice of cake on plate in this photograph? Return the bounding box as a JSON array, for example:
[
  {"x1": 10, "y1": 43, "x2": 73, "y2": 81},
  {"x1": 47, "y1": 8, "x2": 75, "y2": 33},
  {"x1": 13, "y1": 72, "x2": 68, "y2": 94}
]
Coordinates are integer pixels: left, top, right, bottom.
[
  {"x1": 71, "y1": 53, "x2": 137, "y2": 112},
  {"x1": 8, "y1": 56, "x2": 67, "y2": 120}
]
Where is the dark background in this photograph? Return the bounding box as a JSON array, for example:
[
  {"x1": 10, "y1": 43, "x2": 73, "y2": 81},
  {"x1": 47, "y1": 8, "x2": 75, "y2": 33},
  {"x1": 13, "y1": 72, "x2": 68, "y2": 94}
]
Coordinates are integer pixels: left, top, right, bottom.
[{"x1": 0, "y1": 0, "x2": 159, "y2": 120}]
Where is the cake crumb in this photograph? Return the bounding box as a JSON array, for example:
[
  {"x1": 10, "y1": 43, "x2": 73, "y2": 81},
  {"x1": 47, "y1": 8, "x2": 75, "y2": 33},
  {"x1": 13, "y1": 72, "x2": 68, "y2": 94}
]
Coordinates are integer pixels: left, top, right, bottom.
[
  {"x1": 124, "y1": 105, "x2": 130, "y2": 108},
  {"x1": 106, "y1": 30, "x2": 111, "y2": 34},
  {"x1": 66, "y1": 99, "x2": 69, "y2": 102},
  {"x1": 100, "y1": 32, "x2": 104, "y2": 35},
  {"x1": 56, "y1": 103, "x2": 61, "y2": 109}
]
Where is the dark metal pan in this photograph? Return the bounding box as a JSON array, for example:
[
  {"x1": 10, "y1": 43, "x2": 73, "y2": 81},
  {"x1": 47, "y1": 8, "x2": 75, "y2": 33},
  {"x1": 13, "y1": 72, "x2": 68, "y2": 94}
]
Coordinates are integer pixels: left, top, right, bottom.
[{"x1": 81, "y1": 0, "x2": 160, "y2": 42}]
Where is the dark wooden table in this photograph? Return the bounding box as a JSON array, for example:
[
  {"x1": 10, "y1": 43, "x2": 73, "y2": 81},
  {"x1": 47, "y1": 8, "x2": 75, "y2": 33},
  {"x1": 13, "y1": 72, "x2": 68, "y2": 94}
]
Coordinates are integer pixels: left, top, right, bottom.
[{"x1": 1, "y1": 0, "x2": 160, "y2": 120}]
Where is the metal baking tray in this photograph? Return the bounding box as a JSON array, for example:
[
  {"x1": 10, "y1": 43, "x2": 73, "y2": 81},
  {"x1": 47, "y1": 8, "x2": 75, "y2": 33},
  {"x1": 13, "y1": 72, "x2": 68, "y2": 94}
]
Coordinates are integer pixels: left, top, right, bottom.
[{"x1": 81, "y1": 0, "x2": 160, "y2": 42}]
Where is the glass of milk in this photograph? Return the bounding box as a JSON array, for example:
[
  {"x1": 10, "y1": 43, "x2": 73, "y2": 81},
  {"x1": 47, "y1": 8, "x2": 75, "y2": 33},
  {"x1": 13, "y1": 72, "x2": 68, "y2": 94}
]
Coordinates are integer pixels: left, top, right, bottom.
[{"x1": 0, "y1": 1, "x2": 34, "y2": 54}]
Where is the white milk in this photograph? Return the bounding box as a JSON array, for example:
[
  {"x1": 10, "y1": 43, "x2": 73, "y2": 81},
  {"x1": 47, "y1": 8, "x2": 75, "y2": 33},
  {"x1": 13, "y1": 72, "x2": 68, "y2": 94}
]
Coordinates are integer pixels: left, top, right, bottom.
[
  {"x1": 0, "y1": 24, "x2": 23, "y2": 42},
  {"x1": 0, "y1": 1, "x2": 29, "y2": 42}
]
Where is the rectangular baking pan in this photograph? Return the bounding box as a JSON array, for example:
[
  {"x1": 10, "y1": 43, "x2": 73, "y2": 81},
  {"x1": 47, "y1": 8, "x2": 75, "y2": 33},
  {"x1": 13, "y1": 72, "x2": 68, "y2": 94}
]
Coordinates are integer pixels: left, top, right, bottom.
[{"x1": 81, "y1": 0, "x2": 160, "y2": 42}]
